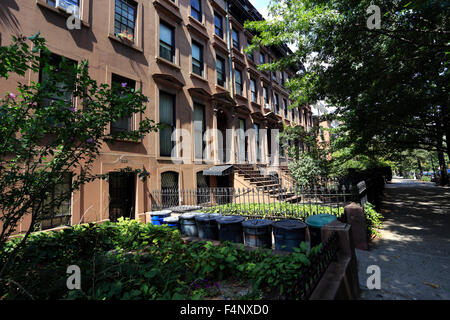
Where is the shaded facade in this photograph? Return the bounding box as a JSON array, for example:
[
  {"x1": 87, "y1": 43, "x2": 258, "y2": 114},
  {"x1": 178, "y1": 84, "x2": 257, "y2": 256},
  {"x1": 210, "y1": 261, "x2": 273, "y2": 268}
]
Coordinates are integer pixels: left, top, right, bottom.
[{"x1": 0, "y1": 0, "x2": 313, "y2": 230}]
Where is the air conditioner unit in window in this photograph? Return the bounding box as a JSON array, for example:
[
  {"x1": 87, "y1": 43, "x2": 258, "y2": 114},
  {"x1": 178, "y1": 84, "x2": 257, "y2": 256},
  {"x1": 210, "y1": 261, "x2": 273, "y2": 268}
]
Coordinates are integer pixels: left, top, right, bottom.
[{"x1": 56, "y1": 0, "x2": 78, "y2": 14}]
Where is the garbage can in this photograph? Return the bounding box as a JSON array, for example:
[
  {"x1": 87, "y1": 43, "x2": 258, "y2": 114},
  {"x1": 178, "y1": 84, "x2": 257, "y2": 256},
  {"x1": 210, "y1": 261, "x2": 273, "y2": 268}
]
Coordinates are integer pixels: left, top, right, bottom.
[
  {"x1": 216, "y1": 216, "x2": 245, "y2": 243},
  {"x1": 272, "y1": 219, "x2": 307, "y2": 252},
  {"x1": 163, "y1": 216, "x2": 180, "y2": 230},
  {"x1": 150, "y1": 210, "x2": 172, "y2": 226},
  {"x1": 305, "y1": 214, "x2": 337, "y2": 248},
  {"x1": 179, "y1": 212, "x2": 202, "y2": 236},
  {"x1": 242, "y1": 219, "x2": 273, "y2": 249},
  {"x1": 195, "y1": 213, "x2": 222, "y2": 240}
]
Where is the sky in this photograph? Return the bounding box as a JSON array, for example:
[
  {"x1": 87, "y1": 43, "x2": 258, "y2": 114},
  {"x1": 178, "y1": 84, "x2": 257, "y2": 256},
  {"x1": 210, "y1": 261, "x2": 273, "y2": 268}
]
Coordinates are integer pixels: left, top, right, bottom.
[{"x1": 249, "y1": 0, "x2": 270, "y2": 19}]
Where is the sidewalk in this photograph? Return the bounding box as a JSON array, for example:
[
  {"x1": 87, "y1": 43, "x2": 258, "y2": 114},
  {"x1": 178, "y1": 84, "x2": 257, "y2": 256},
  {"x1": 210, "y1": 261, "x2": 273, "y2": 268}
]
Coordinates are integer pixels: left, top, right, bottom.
[{"x1": 356, "y1": 178, "x2": 450, "y2": 300}]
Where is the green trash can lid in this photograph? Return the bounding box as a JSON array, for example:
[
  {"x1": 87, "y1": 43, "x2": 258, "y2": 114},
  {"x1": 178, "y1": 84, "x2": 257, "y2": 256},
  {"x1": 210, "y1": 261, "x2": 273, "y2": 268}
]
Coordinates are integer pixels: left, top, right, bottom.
[{"x1": 305, "y1": 214, "x2": 337, "y2": 228}]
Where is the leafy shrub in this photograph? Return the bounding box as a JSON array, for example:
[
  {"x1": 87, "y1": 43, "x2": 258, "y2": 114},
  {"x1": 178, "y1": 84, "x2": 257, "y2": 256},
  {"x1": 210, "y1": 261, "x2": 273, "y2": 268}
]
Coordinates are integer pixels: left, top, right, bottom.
[
  {"x1": 364, "y1": 202, "x2": 383, "y2": 238},
  {"x1": 202, "y1": 203, "x2": 344, "y2": 220},
  {"x1": 1, "y1": 218, "x2": 319, "y2": 300}
]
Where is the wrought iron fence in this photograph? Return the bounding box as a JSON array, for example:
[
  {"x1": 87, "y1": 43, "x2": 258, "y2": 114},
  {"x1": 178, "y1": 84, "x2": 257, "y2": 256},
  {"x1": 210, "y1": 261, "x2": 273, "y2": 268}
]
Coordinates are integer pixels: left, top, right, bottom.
[
  {"x1": 149, "y1": 185, "x2": 356, "y2": 220},
  {"x1": 288, "y1": 231, "x2": 339, "y2": 300}
]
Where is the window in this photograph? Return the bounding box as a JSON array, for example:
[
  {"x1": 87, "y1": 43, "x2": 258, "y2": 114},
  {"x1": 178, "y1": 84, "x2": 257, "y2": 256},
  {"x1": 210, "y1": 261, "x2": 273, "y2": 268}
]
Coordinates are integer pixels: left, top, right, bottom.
[
  {"x1": 263, "y1": 86, "x2": 269, "y2": 105},
  {"x1": 46, "y1": 0, "x2": 79, "y2": 7},
  {"x1": 194, "y1": 103, "x2": 205, "y2": 159},
  {"x1": 114, "y1": 0, "x2": 137, "y2": 40},
  {"x1": 214, "y1": 12, "x2": 223, "y2": 38},
  {"x1": 291, "y1": 107, "x2": 295, "y2": 120},
  {"x1": 281, "y1": 72, "x2": 285, "y2": 85},
  {"x1": 232, "y1": 29, "x2": 240, "y2": 49},
  {"x1": 160, "y1": 21, "x2": 175, "y2": 63},
  {"x1": 272, "y1": 70, "x2": 277, "y2": 81},
  {"x1": 216, "y1": 56, "x2": 226, "y2": 87},
  {"x1": 259, "y1": 52, "x2": 265, "y2": 65},
  {"x1": 191, "y1": 0, "x2": 202, "y2": 22},
  {"x1": 38, "y1": 173, "x2": 72, "y2": 230},
  {"x1": 275, "y1": 93, "x2": 279, "y2": 113},
  {"x1": 159, "y1": 91, "x2": 175, "y2": 157},
  {"x1": 250, "y1": 78, "x2": 257, "y2": 103},
  {"x1": 238, "y1": 118, "x2": 247, "y2": 162},
  {"x1": 111, "y1": 74, "x2": 135, "y2": 133},
  {"x1": 283, "y1": 98, "x2": 288, "y2": 117},
  {"x1": 247, "y1": 40, "x2": 254, "y2": 61},
  {"x1": 39, "y1": 53, "x2": 76, "y2": 108},
  {"x1": 192, "y1": 41, "x2": 204, "y2": 76},
  {"x1": 196, "y1": 172, "x2": 210, "y2": 204},
  {"x1": 235, "y1": 69, "x2": 243, "y2": 96}
]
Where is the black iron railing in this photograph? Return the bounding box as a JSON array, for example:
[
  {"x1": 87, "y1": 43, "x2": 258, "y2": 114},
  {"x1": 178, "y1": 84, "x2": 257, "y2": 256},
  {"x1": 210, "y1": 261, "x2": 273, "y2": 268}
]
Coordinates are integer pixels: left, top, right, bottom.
[
  {"x1": 288, "y1": 231, "x2": 339, "y2": 300},
  {"x1": 149, "y1": 186, "x2": 356, "y2": 219}
]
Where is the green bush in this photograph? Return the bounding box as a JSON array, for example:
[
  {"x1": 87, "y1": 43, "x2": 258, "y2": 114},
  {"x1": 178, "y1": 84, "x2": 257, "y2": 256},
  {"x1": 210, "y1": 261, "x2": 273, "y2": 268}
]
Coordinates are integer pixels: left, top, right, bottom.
[
  {"x1": 201, "y1": 203, "x2": 344, "y2": 220},
  {"x1": 1, "y1": 218, "x2": 320, "y2": 300},
  {"x1": 364, "y1": 202, "x2": 383, "y2": 238}
]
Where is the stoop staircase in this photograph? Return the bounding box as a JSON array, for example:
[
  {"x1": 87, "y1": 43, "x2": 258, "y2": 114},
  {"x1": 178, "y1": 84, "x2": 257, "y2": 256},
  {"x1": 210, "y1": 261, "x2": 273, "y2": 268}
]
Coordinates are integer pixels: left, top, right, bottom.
[{"x1": 234, "y1": 164, "x2": 300, "y2": 202}]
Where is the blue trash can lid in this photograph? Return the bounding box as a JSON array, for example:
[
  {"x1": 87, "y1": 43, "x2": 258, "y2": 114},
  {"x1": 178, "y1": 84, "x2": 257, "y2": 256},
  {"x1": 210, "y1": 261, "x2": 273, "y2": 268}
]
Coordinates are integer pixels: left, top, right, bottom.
[
  {"x1": 163, "y1": 216, "x2": 179, "y2": 223},
  {"x1": 150, "y1": 210, "x2": 172, "y2": 217},
  {"x1": 242, "y1": 219, "x2": 273, "y2": 228},
  {"x1": 273, "y1": 219, "x2": 306, "y2": 230},
  {"x1": 216, "y1": 216, "x2": 245, "y2": 225},
  {"x1": 180, "y1": 212, "x2": 202, "y2": 219},
  {"x1": 195, "y1": 213, "x2": 222, "y2": 222},
  {"x1": 305, "y1": 214, "x2": 337, "y2": 228}
]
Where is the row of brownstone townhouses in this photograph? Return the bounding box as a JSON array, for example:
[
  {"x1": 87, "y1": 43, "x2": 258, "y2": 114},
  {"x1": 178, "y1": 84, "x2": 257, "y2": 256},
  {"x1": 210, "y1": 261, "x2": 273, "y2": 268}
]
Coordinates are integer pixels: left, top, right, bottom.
[{"x1": 0, "y1": 0, "x2": 315, "y2": 231}]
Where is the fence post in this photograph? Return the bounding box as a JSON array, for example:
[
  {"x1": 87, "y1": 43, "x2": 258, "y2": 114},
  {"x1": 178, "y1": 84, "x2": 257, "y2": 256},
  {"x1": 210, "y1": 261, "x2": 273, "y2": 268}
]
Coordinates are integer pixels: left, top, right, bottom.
[
  {"x1": 311, "y1": 220, "x2": 360, "y2": 300},
  {"x1": 343, "y1": 202, "x2": 368, "y2": 250}
]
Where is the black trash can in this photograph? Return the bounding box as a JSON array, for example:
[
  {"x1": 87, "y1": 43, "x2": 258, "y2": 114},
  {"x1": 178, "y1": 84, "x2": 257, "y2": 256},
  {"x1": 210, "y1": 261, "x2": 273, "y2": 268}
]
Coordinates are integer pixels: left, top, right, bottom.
[
  {"x1": 216, "y1": 216, "x2": 245, "y2": 243},
  {"x1": 272, "y1": 219, "x2": 307, "y2": 252},
  {"x1": 179, "y1": 212, "x2": 202, "y2": 236},
  {"x1": 305, "y1": 214, "x2": 337, "y2": 248},
  {"x1": 195, "y1": 213, "x2": 222, "y2": 240},
  {"x1": 242, "y1": 219, "x2": 273, "y2": 248}
]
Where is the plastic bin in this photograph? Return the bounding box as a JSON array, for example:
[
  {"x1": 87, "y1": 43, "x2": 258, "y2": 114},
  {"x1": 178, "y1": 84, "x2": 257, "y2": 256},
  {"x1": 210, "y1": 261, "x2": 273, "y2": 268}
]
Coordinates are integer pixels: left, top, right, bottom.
[
  {"x1": 179, "y1": 212, "x2": 202, "y2": 236},
  {"x1": 305, "y1": 214, "x2": 337, "y2": 248},
  {"x1": 150, "y1": 210, "x2": 172, "y2": 226},
  {"x1": 216, "y1": 216, "x2": 245, "y2": 243},
  {"x1": 272, "y1": 219, "x2": 307, "y2": 252},
  {"x1": 163, "y1": 216, "x2": 180, "y2": 230},
  {"x1": 195, "y1": 213, "x2": 222, "y2": 240},
  {"x1": 242, "y1": 219, "x2": 273, "y2": 248}
]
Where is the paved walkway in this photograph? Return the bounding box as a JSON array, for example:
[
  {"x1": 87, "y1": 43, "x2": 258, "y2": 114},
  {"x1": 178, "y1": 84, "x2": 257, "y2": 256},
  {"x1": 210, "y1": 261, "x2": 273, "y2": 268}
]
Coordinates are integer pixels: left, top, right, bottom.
[{"x1": 356, "y1": 178, "x2": 450, "y2": 300}]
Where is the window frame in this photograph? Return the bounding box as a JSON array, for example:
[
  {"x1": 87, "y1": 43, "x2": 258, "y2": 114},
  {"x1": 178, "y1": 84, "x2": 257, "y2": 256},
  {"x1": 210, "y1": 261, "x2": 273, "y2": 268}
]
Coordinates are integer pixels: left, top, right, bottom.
[
  {"x1": 159, "y1": 20, "x2": 176, "y2": 63},
  {"x1": 214, "y1": 11, "x2": 223, "y2": 38},
  {"x1": 190, "y1": 0, "x2": 202, "y2": 22},
  {"x1": 114, "y1": 0, "x2": 138, "y2": 40},
  {"x1": 159, "y1": 90, "x2": 177, "y2": 157},
  {"x1": 110, "y1": 73, "x2": 136, "y2": 134},
  {"x1": 250, "y1": 78, "x2": 257, "y2": 103},
  {"x1": 216, "y1": 55, "x2": 226, "y2": 87},
  {"x1": 235, "y1": 69, "x2": 243, "y2": 96},
  {"x1": 191, "y1": 40, "x2": 204, "y2": 77},
  {"x1": 232, "y1": 29, "x2": 240, "y2": 49}
]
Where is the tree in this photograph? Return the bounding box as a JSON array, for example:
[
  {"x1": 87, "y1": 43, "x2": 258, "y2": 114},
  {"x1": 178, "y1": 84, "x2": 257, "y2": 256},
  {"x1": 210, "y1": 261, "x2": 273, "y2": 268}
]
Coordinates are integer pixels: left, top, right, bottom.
[
  {"x1": 0, "y1": 33, "x2": 159, "y2": 278},
  {"x1": 245, "y1": 0, "x2": 449, "y2": 184}
]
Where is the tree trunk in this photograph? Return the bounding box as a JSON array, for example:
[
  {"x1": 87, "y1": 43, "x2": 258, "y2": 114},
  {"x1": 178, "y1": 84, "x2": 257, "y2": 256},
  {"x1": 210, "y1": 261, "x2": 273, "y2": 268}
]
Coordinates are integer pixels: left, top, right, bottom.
[{"x1": 437, "y1": 136, "x2": 449, "y2": 186}]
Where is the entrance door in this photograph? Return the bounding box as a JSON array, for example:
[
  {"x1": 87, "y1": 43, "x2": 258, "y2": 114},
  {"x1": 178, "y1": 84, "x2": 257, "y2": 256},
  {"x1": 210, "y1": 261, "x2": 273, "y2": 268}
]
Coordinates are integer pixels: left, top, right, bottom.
[{"x1": 109, "y1": 172, "x2": 135, "y2": 222}]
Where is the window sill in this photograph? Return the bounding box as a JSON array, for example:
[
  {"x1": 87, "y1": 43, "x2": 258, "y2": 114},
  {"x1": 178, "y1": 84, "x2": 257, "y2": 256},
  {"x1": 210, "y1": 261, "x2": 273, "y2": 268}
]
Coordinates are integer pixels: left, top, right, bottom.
[
  {"x1": 215, "y1": 84, "x2": 229, "y2": 93},
  {"x1": 157, "y1": 156, "x2": 182, "y2": 162},
  {"x1": 36, "y1": 0, "x2": 90, "y2": 28},
  {"x1": 153, "y1": 0, "x2": 183, "y2": 24},
  {"x1": 190, "y1": 72, "x2": 208, "y2": 83},
  {"x1": 108, "y1": 34, "x2": 143, "y2": 53},
  {"x1": 235, "y1": 93, "x2": 247, "y2": 101},
  {"x1": 156, "y1": 56, "x2": 181, "y2": 70},
  {"x1": 188, "y1": 15, "x2": 207, "y2": 30}
]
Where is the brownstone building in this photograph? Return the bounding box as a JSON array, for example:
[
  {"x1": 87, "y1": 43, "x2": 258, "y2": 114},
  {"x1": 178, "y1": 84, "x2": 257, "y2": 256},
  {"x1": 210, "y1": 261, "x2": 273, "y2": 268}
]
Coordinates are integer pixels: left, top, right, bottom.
[{"x1": 0, "y1": 0, "x2": 313, "y2": 231}]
